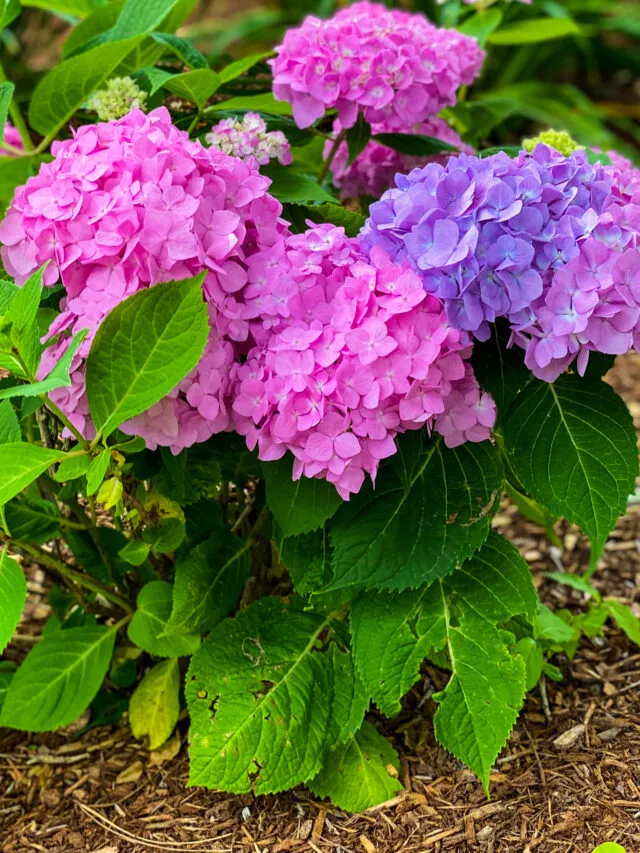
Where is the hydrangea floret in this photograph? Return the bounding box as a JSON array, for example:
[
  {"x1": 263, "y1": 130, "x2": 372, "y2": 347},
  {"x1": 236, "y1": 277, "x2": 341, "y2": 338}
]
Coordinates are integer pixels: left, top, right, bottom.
[
  {"x1": 270, "y1": 1, "x2": 485, "y2": 129},
  {"x1": 361, "y1": 144, "x2": 640, "y2": 381},
  {"x1": 87, "y1": 76, "x2": 147, "y2": 121},
  {"x1": 231, "y1": 223, "x2": 495, "y2": 499},
  {"x1": 206, "y1": 112, "x2": 293, "y2": 166}
]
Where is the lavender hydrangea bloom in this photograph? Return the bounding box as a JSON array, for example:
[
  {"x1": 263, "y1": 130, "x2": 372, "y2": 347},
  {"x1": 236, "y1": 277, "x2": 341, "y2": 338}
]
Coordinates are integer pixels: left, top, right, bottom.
[{"x1": 361, "y1": 144, "x2": 640, "y2": 381}]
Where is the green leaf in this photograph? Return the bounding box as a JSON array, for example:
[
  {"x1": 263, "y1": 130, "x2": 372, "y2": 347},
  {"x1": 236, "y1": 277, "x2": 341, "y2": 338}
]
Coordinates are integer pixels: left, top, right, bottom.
[
  {"x1": 54, "y1": 453, "x2": 91, "y2": 482},
  {"x1": 206, "y1": 92, "x2": 292, "y2": 116},
  {"x1": 151, "y1": 32, "x2": 208, "y2": 69},
  {"x1": 261, "y1": 166, "x2": 336, "y2": 204},
  {"x1": 505, "y1": 482, "x2": 561, "y2": 548},
  {"x1": 0, "y1": 83, "x2": 15, "y2": 145},
  {"x1": 0, "y1": 329, "x2": 88, "y2": 401},
  {"x1": 373, "y1": 132, "x2": 458, "y2": 156},
  {"x1": 86, "y1": 449, "x2": 111, "y2": 496},
  {"x1": 602, "y1": 599, "x2": 640, "y2": 646},
  {"x1": 64, "y1": 526, "x2": 130, "y2": 584},
  {"x1": 534, "y1": 604, "x2": 577, "y2": 647},
  {"x1": 0, "y1": 0, "x2": 20, "y2": 30},
  {"x1": 163, "y1": 69, "x2": 221, "y2": 110},
  {"x1": 458, "y1": 8, "x2": 503, "y2": 47},
  {"x1": 263, "y1": 456, "x2": 342, "y2": 540},
  {"x1": 133, "y1": 66, "x2": 175, "y2": 95},
  {"x1": 4, "y1": 497, "x2": 61, "y2": 544},
  {"x1": 0, "y1": 663, "x2": 16, "y2": 713},
  {"x1": 351, "y1": 533, "x2": 536, "y2": 716},
  {"x1": 85, "y1": 274, "x2": 209, "y2": 440},
  {"x1": 309, "y1": 721, "x2": 402, "y2": 812},
  {"x1": 546, "y1": 572, "x2": 600, "y2": 601},
  {"x1": 218, "y1": 51, "x2": 273, "y2": 84},
  {"x1": 301, "y1": 203, "x2": 366, "y2": 238},
  {"x1": 433, "y1": 618, "x2": 525, "y2": 792},
  {"x1": 0, "y1": 443, "x2": 66, "y2": 506},
  {"x1": 328, "y1": 437, "x2": 503, "y2": 591},
  {"x1": 164, "y1": 529, "x2": 250, "y2": 636},
  {"x1": 0, "y1": 550, "x2": 27, "y2": 653},
  {"x1": 72, "y1": 0, "x2": 186, "y2": 53},
  {"x1": 591, "y1": 844, "x2": 627, "y2": 853},
  {"x1": 487, "y1": 16, "x2": 581, "y2": 45},
  {"x1": 29, "y1": 39, "x2": 142, "y2": 137},
  {"x1": 5, "y1": 266, "x2": 45, "y2": 376},
  {"x1": 346, "y1": 116, "x2": 371, "y2": 166},
  {"x1": 118, "y1": 539, "x2": 152, "y2": 566},
  {"x1": 129, "y1": 658, "x2": 180, "y2": 750},
  {"x1": 0, "y1": 625, "x2": 116, "y2": 731},
  {"x1": 128, "y1": 581, "x2": 200, "y2": 657},
  {"x1": 187, "y1": 597, "x2": 366, "y2": 793},
  {"x1": 470, "y1": 321, "x2": 531, "y2": 422},
  {"x1": 0, "y1": 156, "x2": 36, "y2": 206},
  {"x1": 512, "y1": 637, "x2": 543, "y2": 691},
  {"x1": 502, "y1": 375, "x2": 638, "y2": 567},
  {"x1": 142, "y1": 517, "x2": 185, "y2": 554},
  {"x1": 0, "y1": 401, "x2": 20, "y2": 444},
  {"x1": 21, "y1": 0, "x2": 106, "y2": 14}
]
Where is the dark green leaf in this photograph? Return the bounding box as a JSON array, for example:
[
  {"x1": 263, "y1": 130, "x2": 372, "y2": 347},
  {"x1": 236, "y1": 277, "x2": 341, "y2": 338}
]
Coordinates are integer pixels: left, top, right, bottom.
[
  {"x1": 0, "y1": 401, "x2": 20, "y2": 444},
  {"x1": 502, "y1": 375, "x2": 638, "y2": 567},
  {"x1": 0, "y1": 83, "x2": 15, "y2": 145},
  {"x1": 261, "y1": 166, "x2": 337, "y2": 204},
  {"x1": 151, "y1": 31, "x2": 208, "y2": 69},
  {"x1": 301, "y1": 202, "x2": 366, "y2": 238},
  {"x1": 470, "y1": 322, "x2": 531, "y2": 422},
  {"x1": 373, "y1": 132, "x2": 458, "y2": 156},
  {"x1": 142, "y1": 517, "x2": 185, "y2": 554},
  {"x1": 346, "y1": 116, "x2": 371, "y2": 166},
  {"x1": 86, "y1": 274, "x2": 209, "y2": 440},
  {"x1": 218, "y1": 51, "x2": 273, "y2": 84},
  {"x1": 0, "y1": 550, "x2": 27, "y2": 653},
  {"x1": 263, "y1": 455, "x2": 342, "y2": 539},
  {"x1": 4, "y1": 497, "x2": 61, "y2": 544}
]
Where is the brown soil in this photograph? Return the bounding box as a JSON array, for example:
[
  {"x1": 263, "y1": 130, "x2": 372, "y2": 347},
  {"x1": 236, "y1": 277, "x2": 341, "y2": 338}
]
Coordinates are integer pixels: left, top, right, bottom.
[{"x1": 2, "y1": 356, "x2": 640, "y2": 853}]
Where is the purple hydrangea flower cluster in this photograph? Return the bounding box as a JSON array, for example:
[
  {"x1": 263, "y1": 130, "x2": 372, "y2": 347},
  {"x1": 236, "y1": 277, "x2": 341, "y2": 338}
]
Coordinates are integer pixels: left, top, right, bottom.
[
  {"x1": 205, "y1": 112, "x2": 293, "y2": 167},
  {"x1": 231, "y1": 223, "x2": 495, "y2": 499},
  {"x1": 270, "y1": 1, "x2": 484, "y2": 129},
  {"x1": 0, "y1": 108, "x2": 289, "y2": 452},
  {"x1": 1, "y1": 123, "x2": 23, "y2": 156},
  {"x1": 361, "y1": 144, "x2": 640, "y2": 380},
  {"x1": 328, "y1": 116, "x2": 472, "y2": 201}
]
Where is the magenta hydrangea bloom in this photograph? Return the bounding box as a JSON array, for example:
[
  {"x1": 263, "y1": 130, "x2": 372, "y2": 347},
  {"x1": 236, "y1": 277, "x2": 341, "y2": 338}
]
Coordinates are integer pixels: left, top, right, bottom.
[
  {"x1": 328, "y1": 116, "x2": 472, "y2": 200},
  {"x1": 0, "y1": 107, "x2": 290, "y2": 453},
  {"x1": 1, "y1": 123, "x2": 23, "y2": 156},
  {"x1": 206, "y1": 112, "x2": 292, "y2": 167},
  {"x1": 361, "y1": 144, "x2": 640, "y2": 381},
  {"x1": 270, "y1": 1, "x2": 484, "y2": 129},
  {"x1": 231, "y1": 223, "x2": 494, "y2": 499}
]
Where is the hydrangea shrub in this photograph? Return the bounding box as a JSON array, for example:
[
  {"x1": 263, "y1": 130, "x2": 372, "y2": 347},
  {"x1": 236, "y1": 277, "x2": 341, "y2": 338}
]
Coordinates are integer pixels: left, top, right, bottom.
[{"x1": 0, "y1": 0, "x2": 639, "y2": 816}]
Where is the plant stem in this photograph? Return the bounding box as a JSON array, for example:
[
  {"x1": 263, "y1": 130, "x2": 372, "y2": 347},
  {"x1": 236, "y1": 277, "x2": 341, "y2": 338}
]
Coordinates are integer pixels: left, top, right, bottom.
[
  {"x1": 317, "y1": 128, "x2": 346, "y2": 185},
  {"x1": 6, "y1": 537, "x2": 133, "y2": 613},
  {"x1": 40, "y1": 394, "x2": 89, "y2": 447}
]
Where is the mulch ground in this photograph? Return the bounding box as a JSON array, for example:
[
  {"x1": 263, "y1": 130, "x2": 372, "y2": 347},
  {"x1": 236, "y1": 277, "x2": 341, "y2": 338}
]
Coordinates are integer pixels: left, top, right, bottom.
[{"x1": 2, "y1": 356, "x2": 640, "y2": 853}]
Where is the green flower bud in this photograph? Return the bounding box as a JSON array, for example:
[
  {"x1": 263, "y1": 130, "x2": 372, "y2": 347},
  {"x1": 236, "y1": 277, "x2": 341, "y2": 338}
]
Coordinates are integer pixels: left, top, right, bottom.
[
  {"x1": 522, "y1": 129, "x2": 583, "y2": 157},
  {"x1": 87, "y1": 76, "x2": 147, "y2": 122}
]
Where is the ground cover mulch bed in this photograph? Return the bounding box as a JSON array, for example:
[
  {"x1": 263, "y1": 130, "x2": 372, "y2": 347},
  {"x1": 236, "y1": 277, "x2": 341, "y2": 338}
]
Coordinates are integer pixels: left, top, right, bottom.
[{"x1": 2, "y1": 355, "x2": 640, "y2": 853}]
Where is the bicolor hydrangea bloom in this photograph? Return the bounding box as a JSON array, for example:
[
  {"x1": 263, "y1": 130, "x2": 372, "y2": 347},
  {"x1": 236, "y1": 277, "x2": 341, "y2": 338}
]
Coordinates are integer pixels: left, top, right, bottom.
[
  {"x1": 206, "y1": 112, "x2": 292, "y2": 167},
  {"x1": 231, "y1": 224, "x2": 495, "y2": 499},
  {"x1": 361, "y1": 144, "x2": 640, "y2": 381},
  {"x1": 328, "y1": 116, "x2": 472, "y2": 200},
  {"x1": 87, "y1": 76, "x2": 147, "y2": 122},
  {"x1": 270, "y1": 1, "x2": 484, "y2": 129},
  {"x1": 1, "y1": 124, "x2": 23, "y2": 156},
  {"x1": 0, "y1": 107, "x2": 290, "y2": 453}
]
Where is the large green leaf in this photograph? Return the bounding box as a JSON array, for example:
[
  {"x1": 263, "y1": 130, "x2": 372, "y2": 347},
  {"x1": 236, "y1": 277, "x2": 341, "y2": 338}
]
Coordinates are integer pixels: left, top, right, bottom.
[
  {"x1": 488, "y1": 16, "x2": 581, "y2": 45},
  {"x1": 0, "y1": 443, "x2": 66, "y2": 506},
  {"x1": 206, "y1": 92, "x2": 292, "y2": 116},
  {"x1": 150, "y1": 32, "x2": 208, "y2": 69},
  {"x1": 351, "y1": 533, "x2": 536, "y2": 717},
  {"x1": 187, "y1": 597, "x2": 367, "y2": 794},
  {"x1": 309, "y1": 721, "x2": 403, "y2": 812},
  {"x1": 0, "y1": 401, "x2": 20, "y2": 444},
  {"x1": 261, "y1": 166, "x2": 336, "y2": 204},
  {"x1": 21, "y1": 0, "x2": 106, "y2": 14},
  {"x1": 502, "y1": 375, "x2": 638, "y2": 566},
  {"x1": 458, "y1": 8, "x2": 503, "y2": 47},
  {"x1": 128, "y1": 581, "x2": 200, "y2": 657},
  {"x1": 163, "y1": 69, "x2": 221, "y2": 110},
  {"x1": 218, "y1": 52, "x2": 273, "y2": 84},
  {"x1": 263, "y1": 455, "x2": 342, "y2": 539},
  {"x1": 0, "y1": 0, "x2": 20, "y2": 30},
  {"x1": 0, "y1": 625, "x2": 116, "y2": 731},
  {"x1": 470, "y1": 322, "x2": 531, "y2": 423},
  {"x1": 85, "y1": 274, "x2": 208, "y2": 440},
  {"x1": 29, "y1": 39, "x2": 141, "y2": 137},
  {"x1": 328, "y1": 437, "x2": 503, "y2": 591},
  {"x1": 4, "y1": 497, "x2": 61, "y2": 544},
  {"x1": 164, "y1": 529, "x2": 251, "y2": 636},
  {"x1": 0, "y1": 156, "x2": 35, "y2": 206},
  {"x1": 74, "y1": 0, "x2": 186, "y2": 53},
  {"x1": 373, "y1": 132, "x2": 458, "y2": 156},
  {"x1": 0, "y1": 551, "x2": 27, "y2": 654},
  {"x1": 129, "y1": 658, "x2": 180, "y2": 750},
  {"x1": 4, "y1": 267, "x2": 45, "y2": 377}
]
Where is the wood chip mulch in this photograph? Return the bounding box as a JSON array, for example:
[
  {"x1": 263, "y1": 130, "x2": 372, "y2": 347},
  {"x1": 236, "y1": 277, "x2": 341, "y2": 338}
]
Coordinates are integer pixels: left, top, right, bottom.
[{"x1": 2, "y1": 355, "x2": 640, "y2": 853}]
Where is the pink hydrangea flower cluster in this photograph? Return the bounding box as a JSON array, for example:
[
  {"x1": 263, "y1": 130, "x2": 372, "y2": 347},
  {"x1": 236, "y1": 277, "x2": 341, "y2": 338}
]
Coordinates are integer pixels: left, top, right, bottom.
[
  {"x1": 231, "y1": 223, "x2": 495, "y2": 499},
  {"x1": 362, "y1": 144, "x2": 640, "y2": 381},
  {"x1": 1, "y1": 123, "x2": 23, "y2": 156},
  {"x1": 0, "y1": 107, "x2": 289, "y2": 452},
  {"x1": 328, "y1": 116, "x2": 473, "y2": 200},
  {"x1": 270, "y1": 1, "x2": 484, "y2": 129},
  {"x1": 206, "y1": 112, "x2": 292, "y2": 167}
]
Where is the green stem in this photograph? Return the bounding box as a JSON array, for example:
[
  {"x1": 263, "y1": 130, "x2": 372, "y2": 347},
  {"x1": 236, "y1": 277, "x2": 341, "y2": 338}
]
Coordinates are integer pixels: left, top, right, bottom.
[
  {"x1": 7, "y1": 537, "x2": 133, "y2": 613},
  {"x1": 41, "y1": 394, "x2": 89, "y2": 448},
  {"x1": 0, "y1": 59, "x2": 34, "y2": 153},
  {"x1": 187, "y1": 112, "x2": 202, "y2": 136},
  {"x1": 317, "y1": 128, "x2": 346, "y2": 185}
]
